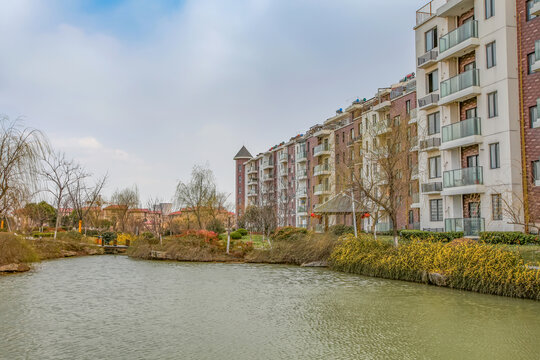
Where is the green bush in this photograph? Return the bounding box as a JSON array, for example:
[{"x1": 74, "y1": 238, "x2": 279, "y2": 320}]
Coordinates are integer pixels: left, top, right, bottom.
[
  {"x1": 480, "y1": 232, "x2": 539, "y2": 245},
  {"x1": 400, "y1": 230, "x2": 464, "y2": 242},
  {"x1": 57, "y1": 231, "x2": 83, "y2": 241},
  {"x1": 230, "y1": 231, "x2": 242, "y2": 240},
  {"x1": 272, "y1": 227, "x2": 308, "y2": 242},
  {"x1": 102, "y1": 232, "x2": 117, "y2": 245},
  {"x1": 329, "y1": 224, "x2": 354, "y2": 236},
  {"x1": 32, "y1": 232, "x2": 54, "y2": 238},
  {"x1": 237, "y1": 228, "x2": 248, "y2": 236}
]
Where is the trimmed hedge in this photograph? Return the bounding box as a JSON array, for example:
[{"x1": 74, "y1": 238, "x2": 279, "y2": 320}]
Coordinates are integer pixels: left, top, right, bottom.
[
  {"x1": 480, "y1": 232, "x2": 540, "y2": 245},
  {"x1": 400, "y1": 230, "x2": 464, "y2": 242},
  {"x1": 32, "y1": 232, "x2": 54, "y2": 238},
  {"x1": 272, "y1": 227, "x2": 308, "y2": 242},
  {"x1": 230, "y1": 231, "x2": 242, "y2": 240},
  {"x1": 237, "y1": 228, "x2": 248, "y2": 236}
]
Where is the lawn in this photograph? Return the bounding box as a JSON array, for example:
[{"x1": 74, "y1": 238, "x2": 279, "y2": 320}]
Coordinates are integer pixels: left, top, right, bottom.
[
  {"x1": 219, "y1": 233, "x2": 268, "y2": 249},
  {"x1": 498, "y1": 244, "x2": 540, "y2": 265}
]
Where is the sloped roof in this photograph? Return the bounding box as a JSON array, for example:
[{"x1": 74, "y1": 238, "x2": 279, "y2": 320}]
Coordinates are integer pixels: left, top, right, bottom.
[
  {"x1": 313, "y1": 193, "x2": 363, "y2": 214},
  {"x1": 233, "y1": 146, "x2": 253, "y2": 160}
]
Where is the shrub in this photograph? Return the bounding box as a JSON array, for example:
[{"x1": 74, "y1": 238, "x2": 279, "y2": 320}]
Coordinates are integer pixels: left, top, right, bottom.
[
  {"x1": 237, "y1": 228, "x2": 248, "y2": 236},
  {"x1": 57, "y1": 231, "x2": 83, "y2": 241},
  {"x1": 230, "y1": 231, "x2": 242, "y2": 240},
  {"x1": 206, "y1": 218, "x2": 225, "y2": 234},
  {"x1": 400, "y1": 230, "x2": 464, "y2": 242},
  {"x1": 329, "y1": 224, "x2": 354, "y2": 236},
  {"x1": 102, "y1": 232, "x2": 117, "y2": 245},
  {"x1": 0, "y1": 233, "x2": 39, "y2": 265},
  {"x1": 330, "y1": 235, "x2": 540, "y2": 300},
  {"x1": 31, "y1": 232, "x2": 54, "y2": 238},
  {"x1": 480, "y1": 231, "x2": 540, "y2": 245},
  {"x1": 272, "y1": 227, "x2": 308, "y2": 242}
]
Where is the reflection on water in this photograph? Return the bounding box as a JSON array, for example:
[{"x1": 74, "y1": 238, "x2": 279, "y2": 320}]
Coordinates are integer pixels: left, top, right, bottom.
[{"x1": 0, "y1": 256, "x2": 539, "y2": 360}]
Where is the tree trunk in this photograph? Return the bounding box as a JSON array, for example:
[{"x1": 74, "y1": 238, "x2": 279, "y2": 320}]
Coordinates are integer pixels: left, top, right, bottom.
[
  {"x1": 54, "y1": 198, "x2": 61, "y2": 240},
  {"x1": 392, "y1": 215, "x2": 399, "y2": 247}
]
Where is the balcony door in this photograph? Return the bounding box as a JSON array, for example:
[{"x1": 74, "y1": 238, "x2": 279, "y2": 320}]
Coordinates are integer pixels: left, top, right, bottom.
[
  {"x1": 465, "y1": 107, "x2": 477, "y2": 119},
  {"x1": 467, "y1": 155, "x2": 478, "y2": 168}
]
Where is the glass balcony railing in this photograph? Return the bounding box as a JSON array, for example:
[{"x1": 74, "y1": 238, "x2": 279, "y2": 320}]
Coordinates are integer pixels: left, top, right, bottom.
[
  {"x1": 442, "y1": 117, "x2": 481, "y2": 143},
  {"x1": 421, "y1": 182, "x2": 442, "y2": 193},
  {"x1": 445, "y1": 218, "x2": 485, "y2": 237},
  {"x1": 418, "y1": 93, "x2": 439, "y2": 108},
  {"x1": 314, "y1": 143, "x2": 330, "y2": 156},
  {"x1": 279, "y1": 153, "x2": 288, "y2": 162},
  {"x1": 439, "y1": 20, "x2": 478, "y2": 54},
  {"x1": 297, "y1": 169, "x2": 308, "y2": 178},
  {"x1": 314, "y1": 184, "x2": 330, "y2": 194},
  {"x1": 297, "y1": 206, "x2": 307, "y2": 213},
  {"x1": 375, "y1": 222, "x2": 392, "y2": 232},
  {"x1": 313, "y1": 164, "x2": 330, "y2": 176},
  {"x1": 420, "y1": 137, "x2": 441, "y2": 150},
  {"x1": 440, "y1": 69, "x2": 480, "y2": 98},
  {"x1": 411, "y1": 193, "x2": 420, "y2": 204},
  {"x1": 296, "y1": 188, "x2": 307, "y2": 196},
  {"x1": 296, "y1": 151, "x2": 307, "y2": 161},
  {"x1": 443, "y1": 166, "x2": 483, "y2": 188}
]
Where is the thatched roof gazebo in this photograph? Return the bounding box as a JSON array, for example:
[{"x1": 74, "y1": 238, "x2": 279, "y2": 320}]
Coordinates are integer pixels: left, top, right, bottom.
[{"x1": 313, "y1": 193, "x2": 366, "y2": 233}]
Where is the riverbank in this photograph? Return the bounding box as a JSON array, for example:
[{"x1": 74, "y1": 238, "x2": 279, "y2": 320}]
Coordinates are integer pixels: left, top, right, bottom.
[{"x1": 0, "y1": 232, "x2": 104, "y2": 273}]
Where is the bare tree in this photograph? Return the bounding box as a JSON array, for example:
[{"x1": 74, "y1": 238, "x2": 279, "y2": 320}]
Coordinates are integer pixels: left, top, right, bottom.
[
  {"x1": 0, "y1": 117, "x2": 48, "y2": 225},
  {"x1": 175, "y1": 165, "x2": 224, "y2": 230},
  {"x1": 347, "y1": 115, "x2": 414, "y2": 246},
  {"x1": 67, "y1": 168, "x2": 107, "y2": 233},
  {"x1": 145, "y1": 197, "x2": 165, "y2": 243},
  {"x1": 40, "y1": 152, "x2": 81, "y2": 239},
  {"x1": 110, "y1": 186, "x2": 139, "y2": 232}
]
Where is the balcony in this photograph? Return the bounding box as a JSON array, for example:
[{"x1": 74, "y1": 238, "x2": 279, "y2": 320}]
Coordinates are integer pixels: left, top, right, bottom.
[
  {"x1": 247, "y1": 178, "x2": 258, "y2": 186},
  {"x1": 313, "y1": 143, "x2": 331, "y2": 157},
  {"x1": 445, "y1": 217, "x2": 485, "y2": 237},
  {"x1": 532, "y1": 0, "x2": 540, "y2": 17},
  {"x1": 442, "y1": 166, "x2": 485, "y2": 196},
  {"x1": 296, "y1": 151, "x2": 307, "y2": 162},
  {"x1": 261, "y1": 160, "x2": 274, "y2": 170},
  {"x1": 297, "y1": 169, "x2": 308, "y2": 180},
  {"x1": 438, "y1": 20, "x2": 479, "y2": 61},
  {"x1": 439, "y1": 69, "x2": 481, "y2": 105},
  {"x1": 441, "y1": 117, "x2": 482, "y2": 150},
  {"x1": 296, "y1": 188, "x2": 307, "y2": 198},
  {"x1": 263, "y1": 174, "x2": 274, "y2": 182},
  {"x1": 347, "y1": 134, "x2": 362, "y2": 146},
  {"x1": 279, "y1": 153, "x2": 288, "y2": 163},
  {"x1": 373, "y1": 100, "x2": 391, "y2": 112},
  {"x1": 411, "y1": 165, "x2": 419, "y2": 180},
  {"x1": 420, "y1": 137, "x2": 441, "y2": 151},
  {"x1": 297, "y1": 206, "x2": 308, "y2": 215},
  {"x1": 376, "y1": 118, "x2": 392, "y2": 135},
  {"x1": 247, "y1": 167, "x2": 258, "y2": 175},
  {"x1": 418, "y1": 49, "x2": 438, "y2": 69},
  {"x1": 533, "y1": 40, "x2": 540, "y2": 73},
  {"x1": 437, "y1": 0, "x2": 475, "y2": 17},
  {"x1": 421, "y1": 182, "x2": 442, "y2": 194},
  {"x1": 408, "y1": 108, "x2": 418, "y2": 124},
  {"x1": 247, "y1": 190, "x2": 257, "y2": 197},
  {"x1": 314, "y1": 164, "x2": 331, "y2": 176},
  {"x1": 416, "y1": 0, "x2": 446, "y2": 27},
  {"x1": 314, "y1": 184, "x2": 331, "y2": 196},
  {"x1": 418, "y1": 93, "x2": 439, "y2": 110}
]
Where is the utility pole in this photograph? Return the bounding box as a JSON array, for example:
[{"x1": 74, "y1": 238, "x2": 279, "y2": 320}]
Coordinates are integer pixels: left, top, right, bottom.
[
  {"x1": 351, "y1": 189, "x2": 358, "y2": 238},
  {"x1": 226, "y1": 216, "x2": 231, "y2": 254}
]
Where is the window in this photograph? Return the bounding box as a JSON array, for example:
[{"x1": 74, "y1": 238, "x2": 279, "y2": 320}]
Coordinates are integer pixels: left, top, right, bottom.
[
  {"x1": 530, "y1": 105, "x2": 538, "y2": 128},
  {"x1": 425, "y1": 27, "x2": 438, "y2": 52},
  {"x1": 485, "y1": 0, "x2": 494, "y2": 19},
  {"x1": 336, "y1": 153, "x2": 340, "y2": 164},
  {"x1": 533, "y1": 160, "x2": 540, "y2": 184},
  {"x1": 492, "y1": 194, "x2": 502, "y2": 220},
  {"x1": 527, "y1": 0, "x2": 537, "y2": 21},
  {"x1": 489, "y1": 143, "x2": 500, "y2": 169},
  {"x1": 467, "y1": 155, "x2": 478, "y2": 168},
  {"x1": 394, "y1": 116, "x2": 401, "y2": 126},
  {"x1": 430, "y1": 199, "x2": 443, "y2": 221},
  {"x1": 488, "y1": 92, "x2": 498, "y2": 118},
  {"x1": 408, "y1": 210, "x2": 414, "y2": 225},
  {"x1": 406, "y1": 100, "x2": 411, "y2": 114},
  {"x1": 464, "y1": 62, "x2": 476, "y2": 72},
  {"x1": 429, "y1": 156, "x2": 441, "y2": 179},
  {"x1": 466, "y1": 107, "x2": 477, "y2": 119},
  {"x1": 428, "y1": 112, "x2": 440, "y2": 135},
  {"x1": 427, "y1": 70, "x2": 439, "y2": 93},
  {"x1": 486, "y1": 42, "x2": 496, "y2": 68},
  {"x1": 528, "y1": 53, "x2": 536, "y2": 75}
]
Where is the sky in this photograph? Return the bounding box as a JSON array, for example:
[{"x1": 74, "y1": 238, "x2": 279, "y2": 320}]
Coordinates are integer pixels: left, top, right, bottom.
[{"x1": 0, "y1": 0, "x2": 421, "y2": 207}]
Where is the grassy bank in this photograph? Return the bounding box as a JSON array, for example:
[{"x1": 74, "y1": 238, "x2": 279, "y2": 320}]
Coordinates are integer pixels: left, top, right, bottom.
[
  {"x1": 330, "y1": 235, "x2": 540, "y2": 300},
  {"x1": 0, "y1": 232, "x2": 104, "y2": 271}
]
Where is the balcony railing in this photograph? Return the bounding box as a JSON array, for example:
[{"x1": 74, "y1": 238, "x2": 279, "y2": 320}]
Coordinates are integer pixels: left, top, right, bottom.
[
  {"x1": 313, "y1": 164, "x2": 331, "y2": 176},
  {"x1": 296, "y1": 188, "x2": 307, "y2": 197},
  {"x1": 418, "y1": 49, "x2": 438, "y2": 67},
  {"x1": 297, "y1": 169, "x2": 308, "y2": 179},
  {"x1": 296, "y1": 151, "x2": 307, "y2": 161},
  {"x1": 314, "y1": 184, "x2": 330, "y2": 194},
  {"x1": 445, "y1": 218, "x2": 485, "y2": 237},
  {"x1": 440, "y1": 69, "x2": 480, "y2": 99},
  {"x1": 375, "y1": 222, "x2": 392, "y2": 232},
  {"x1": 315, "y1": 224, "x2": 325, "y2": 233},
  {"x1": 409, "y1": 108, "x2": 417, "y2": 121},
  {"x1": 443, "y1": 166, "x2": 483, "y2": 188},
  {"x1": 421, "y1": 182, "x2": 442, "y2": 193},
  {"x1": 416, "y1": 0, "x2": 445, "y2": 26},
  {"x1": 297, "y1": 206, "x2": 307, "y2": 213},
  {"x1": 263, "y1": 174, "x2": 274, "y2": 182},
  {"x1": 279, "y1": 153, "x2": 288, "y2": 162},
  {"x1": 420, "y1": 137, "x2": 441, "y2": 150},
  {"x1": 262, "y1": 160, "x2": 274, "y2": 168},
  {"x1": 442, "y1": 117, "x2": 481, "y2": 143},
  {"x1": 313, "y1": 143, "x2": 330, "y2": 156},
  {"x1": 418, "y1": 93, "x2": 439, "y2": 108},
  {"x1": 439, "y1": 20, "x2": 478, "y2": 54},
  {"x1": 411, "y1": 192, "x2": 420, "y2": 204}
]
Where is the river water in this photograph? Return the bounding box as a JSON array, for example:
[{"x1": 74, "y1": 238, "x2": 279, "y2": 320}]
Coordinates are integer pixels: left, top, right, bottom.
[{"x1": 0, "y1": 256, "x2": 539, "y2": 360}]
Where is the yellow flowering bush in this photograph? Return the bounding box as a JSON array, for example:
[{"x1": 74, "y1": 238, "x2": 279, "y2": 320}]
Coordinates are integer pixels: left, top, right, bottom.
[
  {"x1": 330, "y1": 234, "x2": 540, "y2": 300},
  {"x1": 117, "y1": 233, "x2": 136, "y2": 246}
]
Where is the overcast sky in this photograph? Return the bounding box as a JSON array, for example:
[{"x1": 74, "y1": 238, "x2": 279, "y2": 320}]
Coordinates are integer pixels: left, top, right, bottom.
[{"x1": 0, "y1": 0, "x2": 421, "y2": 207}]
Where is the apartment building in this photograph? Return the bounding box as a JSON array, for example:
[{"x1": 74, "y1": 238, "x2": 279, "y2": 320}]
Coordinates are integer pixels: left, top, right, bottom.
[
  {"x1": 233, "y1": 146, "x2": 252, "y2": 219},
  {"x1": 518, "y1": 0, "x2": 540, "y2": 226},
  {"x1": 415, "y1": 0, "x2": 523, "y2": 236}
]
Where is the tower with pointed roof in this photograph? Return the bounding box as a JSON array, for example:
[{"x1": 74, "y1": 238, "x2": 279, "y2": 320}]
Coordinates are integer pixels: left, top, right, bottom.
[{"x1": 233, "y1": 146, "x2": 252, "y2": 221}]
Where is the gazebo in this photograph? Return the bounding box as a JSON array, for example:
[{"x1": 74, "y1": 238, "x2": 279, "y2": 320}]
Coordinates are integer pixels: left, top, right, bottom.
[{"x1": 313, "y1": 193, "x2": 367, "y2": 233}]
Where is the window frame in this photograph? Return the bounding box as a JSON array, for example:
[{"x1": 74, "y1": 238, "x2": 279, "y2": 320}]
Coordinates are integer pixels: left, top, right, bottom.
[
  {"x1": 427, "y1": 112, "x2": 440, "y2": 135},
  {"x1": 530, "y1": 104, "x2": 538, "y2": 128},
  {"x1": 430, "y1": 199, "x2": 443, "y2": 222},
  {"x1": 527, "y1": 0, "x2": 537, "y2": 21},
  {"x1": 485, "y1": 0, "x2": 495, "y2": 19},
  {"x1": 486, "y1": 41, "x2": 496, "y2": 68},
  {"x1": 427, "y1": 70, "x2": 439, "y2": 93},
  {"x1": 488, "y1": 91, "x2": 498, "y2": 118},
  {"x1": 489, "y1": 143, "x2": 500, "y2": 169},
  {"x1": 429, "y1": 156, "x2": 441, "y2": 179},
  {"x1": 425, "y1": 27, "x2": 438, "y2": 52},
  {"x1": 491, "y1": 194, "x2": 502, "y2": 221},
  {"x1": 528, "y1": 53, "x2": 536, "y2": 75}
]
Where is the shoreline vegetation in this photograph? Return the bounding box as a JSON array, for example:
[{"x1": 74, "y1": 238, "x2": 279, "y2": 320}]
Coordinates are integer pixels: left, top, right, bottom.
[{"x1": 2, "y1": 228, "x2": 539, "y2": 300}]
